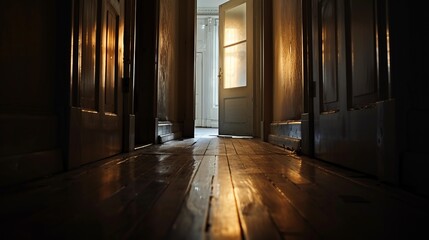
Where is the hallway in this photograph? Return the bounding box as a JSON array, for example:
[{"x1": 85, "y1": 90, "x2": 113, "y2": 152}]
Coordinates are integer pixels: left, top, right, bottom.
[{"x1": 1, "y1": 134, "x2": 428, "y2": 239}]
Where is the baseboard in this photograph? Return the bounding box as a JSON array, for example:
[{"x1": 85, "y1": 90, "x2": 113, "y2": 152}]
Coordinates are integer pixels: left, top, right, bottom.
[
  {"x1": 158, "y1": 131, "x2": 183, "y2": 143},
  {"x1": 268, "y1": 134, "x2": 301, "y2": 151},
  {"x1": 0, "y1": 149, "x2": 63, "y2": 187},
  {"x1": 268, "y1": 121, "x2": 302, "y2": 151},
  {"x1": 157, "y1": 121, "x2": 183, "y2": 143},
  {"x1": 0, "y1": 113, "x2": 58, "y2": 157}
]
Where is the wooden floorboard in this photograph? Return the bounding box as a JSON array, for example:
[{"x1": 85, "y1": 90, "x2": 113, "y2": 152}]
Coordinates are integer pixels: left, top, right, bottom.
[
  {"x1": 206, "y1": 155, "x2": 242, "y2": 240},
  {"x1": 127, "y1": 155, "x2": 203, "y2": 239},
  {"x1": 1, "y1": 136, "x2": 429, "y2": 239},
  {"x1": 228, "y1": 154, "x2": 283, "y2": 240},
  {"x1": 167, "y1": 155, "x2": 215, "y2": 240}
]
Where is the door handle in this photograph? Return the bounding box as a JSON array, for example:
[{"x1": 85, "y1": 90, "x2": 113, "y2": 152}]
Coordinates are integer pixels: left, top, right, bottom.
[{"x1": 218, "y1": 68, "x2": 222, "y2": 82}]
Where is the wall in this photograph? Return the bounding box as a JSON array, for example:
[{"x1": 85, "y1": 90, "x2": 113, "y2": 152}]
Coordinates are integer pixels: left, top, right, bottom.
[
  {"x1": 389, "y1": 2, "x2": 429, "y2": 196},
  {"x1": 156, "y1": 0, "x2": 195, "y2": 139},
  {"x1": 272, "y1": 0, "x2": 303, "y2": 122},
  {"x1": 157, "y1": 0, "x2": 180, "y2": 122},
  {"x1": 0, "y1": 0, "x2": 71, "y2": 185}
]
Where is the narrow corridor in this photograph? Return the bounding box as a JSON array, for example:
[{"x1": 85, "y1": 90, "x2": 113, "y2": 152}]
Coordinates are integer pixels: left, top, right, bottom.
[{"x1": 1, "y1": 133, "x2": 428, "y2": 239}]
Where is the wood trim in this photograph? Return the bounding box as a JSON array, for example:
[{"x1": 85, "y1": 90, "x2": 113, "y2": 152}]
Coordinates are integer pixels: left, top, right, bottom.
[{"x1": 0, "y1": 149, "x2": 63, "y2": 187}]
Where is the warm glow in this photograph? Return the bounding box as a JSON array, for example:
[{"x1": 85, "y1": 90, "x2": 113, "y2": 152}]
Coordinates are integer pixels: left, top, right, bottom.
[
  {"x1": 223, "y1": 3, "x2": 247, "y2": 89},
  {"x1": 224, "y1": 28, "x2": 238, "y2": 89},
  {"x1": 225, "y1": 28, "x2": 238, "y2": 44},
  {"x1": 224, "y1": 43, "x2": 246, "y2": 89},
  {"x1": 99, "y1": 167, "x2": 120, "y2": 200}
]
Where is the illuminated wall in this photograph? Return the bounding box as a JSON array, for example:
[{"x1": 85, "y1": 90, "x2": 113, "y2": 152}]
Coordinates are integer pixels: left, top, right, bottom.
[
  {"x1": 158, "y1": 0, "x2": 180, "y2": 121},
  {"x1": 272, "y1": 0, "x2": 303, "y2": 121}
]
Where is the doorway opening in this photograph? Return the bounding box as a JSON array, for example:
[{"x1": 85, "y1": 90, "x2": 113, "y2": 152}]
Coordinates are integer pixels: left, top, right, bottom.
[{"x1": 195, "y1": 0, "x2": 228, "y2": 136}]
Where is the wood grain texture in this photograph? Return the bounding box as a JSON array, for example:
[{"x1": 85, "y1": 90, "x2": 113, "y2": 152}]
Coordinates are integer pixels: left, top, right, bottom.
[{"x1": 1, "y1": 136, "x2": 428, "y2": 239}]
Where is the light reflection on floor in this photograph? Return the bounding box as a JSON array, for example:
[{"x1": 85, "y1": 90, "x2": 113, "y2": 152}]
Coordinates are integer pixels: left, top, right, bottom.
[{"x1": 194, "y1": 127, "x2": 218, "y2": 138}]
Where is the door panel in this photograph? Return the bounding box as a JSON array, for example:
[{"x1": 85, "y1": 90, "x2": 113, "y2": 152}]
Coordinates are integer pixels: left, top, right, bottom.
[
  {"x1": 224, "y1": 42, "x2": 247, "y2": 89},
  {"x1": 348, "y1": 0, "x2": 377, "y2": 107},
  {"x1": 320, "y1": 0, "x2": 339, "y2": 112},
  {"x1": 80, "y1": 0, "x2": 98, "y2": 110},
  {"x1": 70, "y1": 0, "x2": 124, "y2": 168},
  {"x1": 219, "y1": 0, "x2": 253, "y2": 136},
  {"x1": 224, "y1": 97, "x2": 248, "y2": 123},
  {"x1": 105, "y1": 5, "x2": 119, "y2": 114},
  {"x1": 313, "y1": 0, "x2": 383, "y2": 176}
]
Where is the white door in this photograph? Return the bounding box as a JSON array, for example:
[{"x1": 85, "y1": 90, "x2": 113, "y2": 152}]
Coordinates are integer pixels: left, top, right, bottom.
[{"x1": 218, "y1": 0, "x2": 253, "y2": 136}]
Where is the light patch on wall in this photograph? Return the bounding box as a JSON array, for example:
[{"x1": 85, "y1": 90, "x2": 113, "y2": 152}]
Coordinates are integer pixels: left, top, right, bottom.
[
  {"x1": 157, "y1": 0, "x2": 179, "y2": 121},
  {"x1": 272, "y1": 0, "x2": 303, "y2": 121}
]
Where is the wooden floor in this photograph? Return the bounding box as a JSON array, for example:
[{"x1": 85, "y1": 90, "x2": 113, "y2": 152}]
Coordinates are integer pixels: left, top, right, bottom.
[{"x1": 1, "y1": 130, "x2": 429, "y2": 239}]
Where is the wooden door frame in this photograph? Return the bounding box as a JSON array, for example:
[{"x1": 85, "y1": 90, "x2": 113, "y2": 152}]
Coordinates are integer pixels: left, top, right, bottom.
[
  {"x1": 301, "y1": 0, "x2": 315, "y2": 156},
  {"x1": 133, "y1": 0, "x2": 160, "y2": 147},
  {"x1": 260, "y1": 0, "x2": 273, "y2": 142},
  {"x1": 122, "y1": 0, "x2": 136, "y2": 152},
  {"x1": 191, "y1": 0, "x2": 265, "y2": 138},
  {"x1": 182, "y1": 0, "x2": 196, "y2": 138}
]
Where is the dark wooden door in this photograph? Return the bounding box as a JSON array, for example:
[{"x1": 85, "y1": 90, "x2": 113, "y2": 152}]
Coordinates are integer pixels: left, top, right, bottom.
[
  {"x1": 69, "y1": 0, "x2": 124, "y2": 168},
  {"x1": 312, "y1": 0, "x2": 390, "y2": 175}
]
